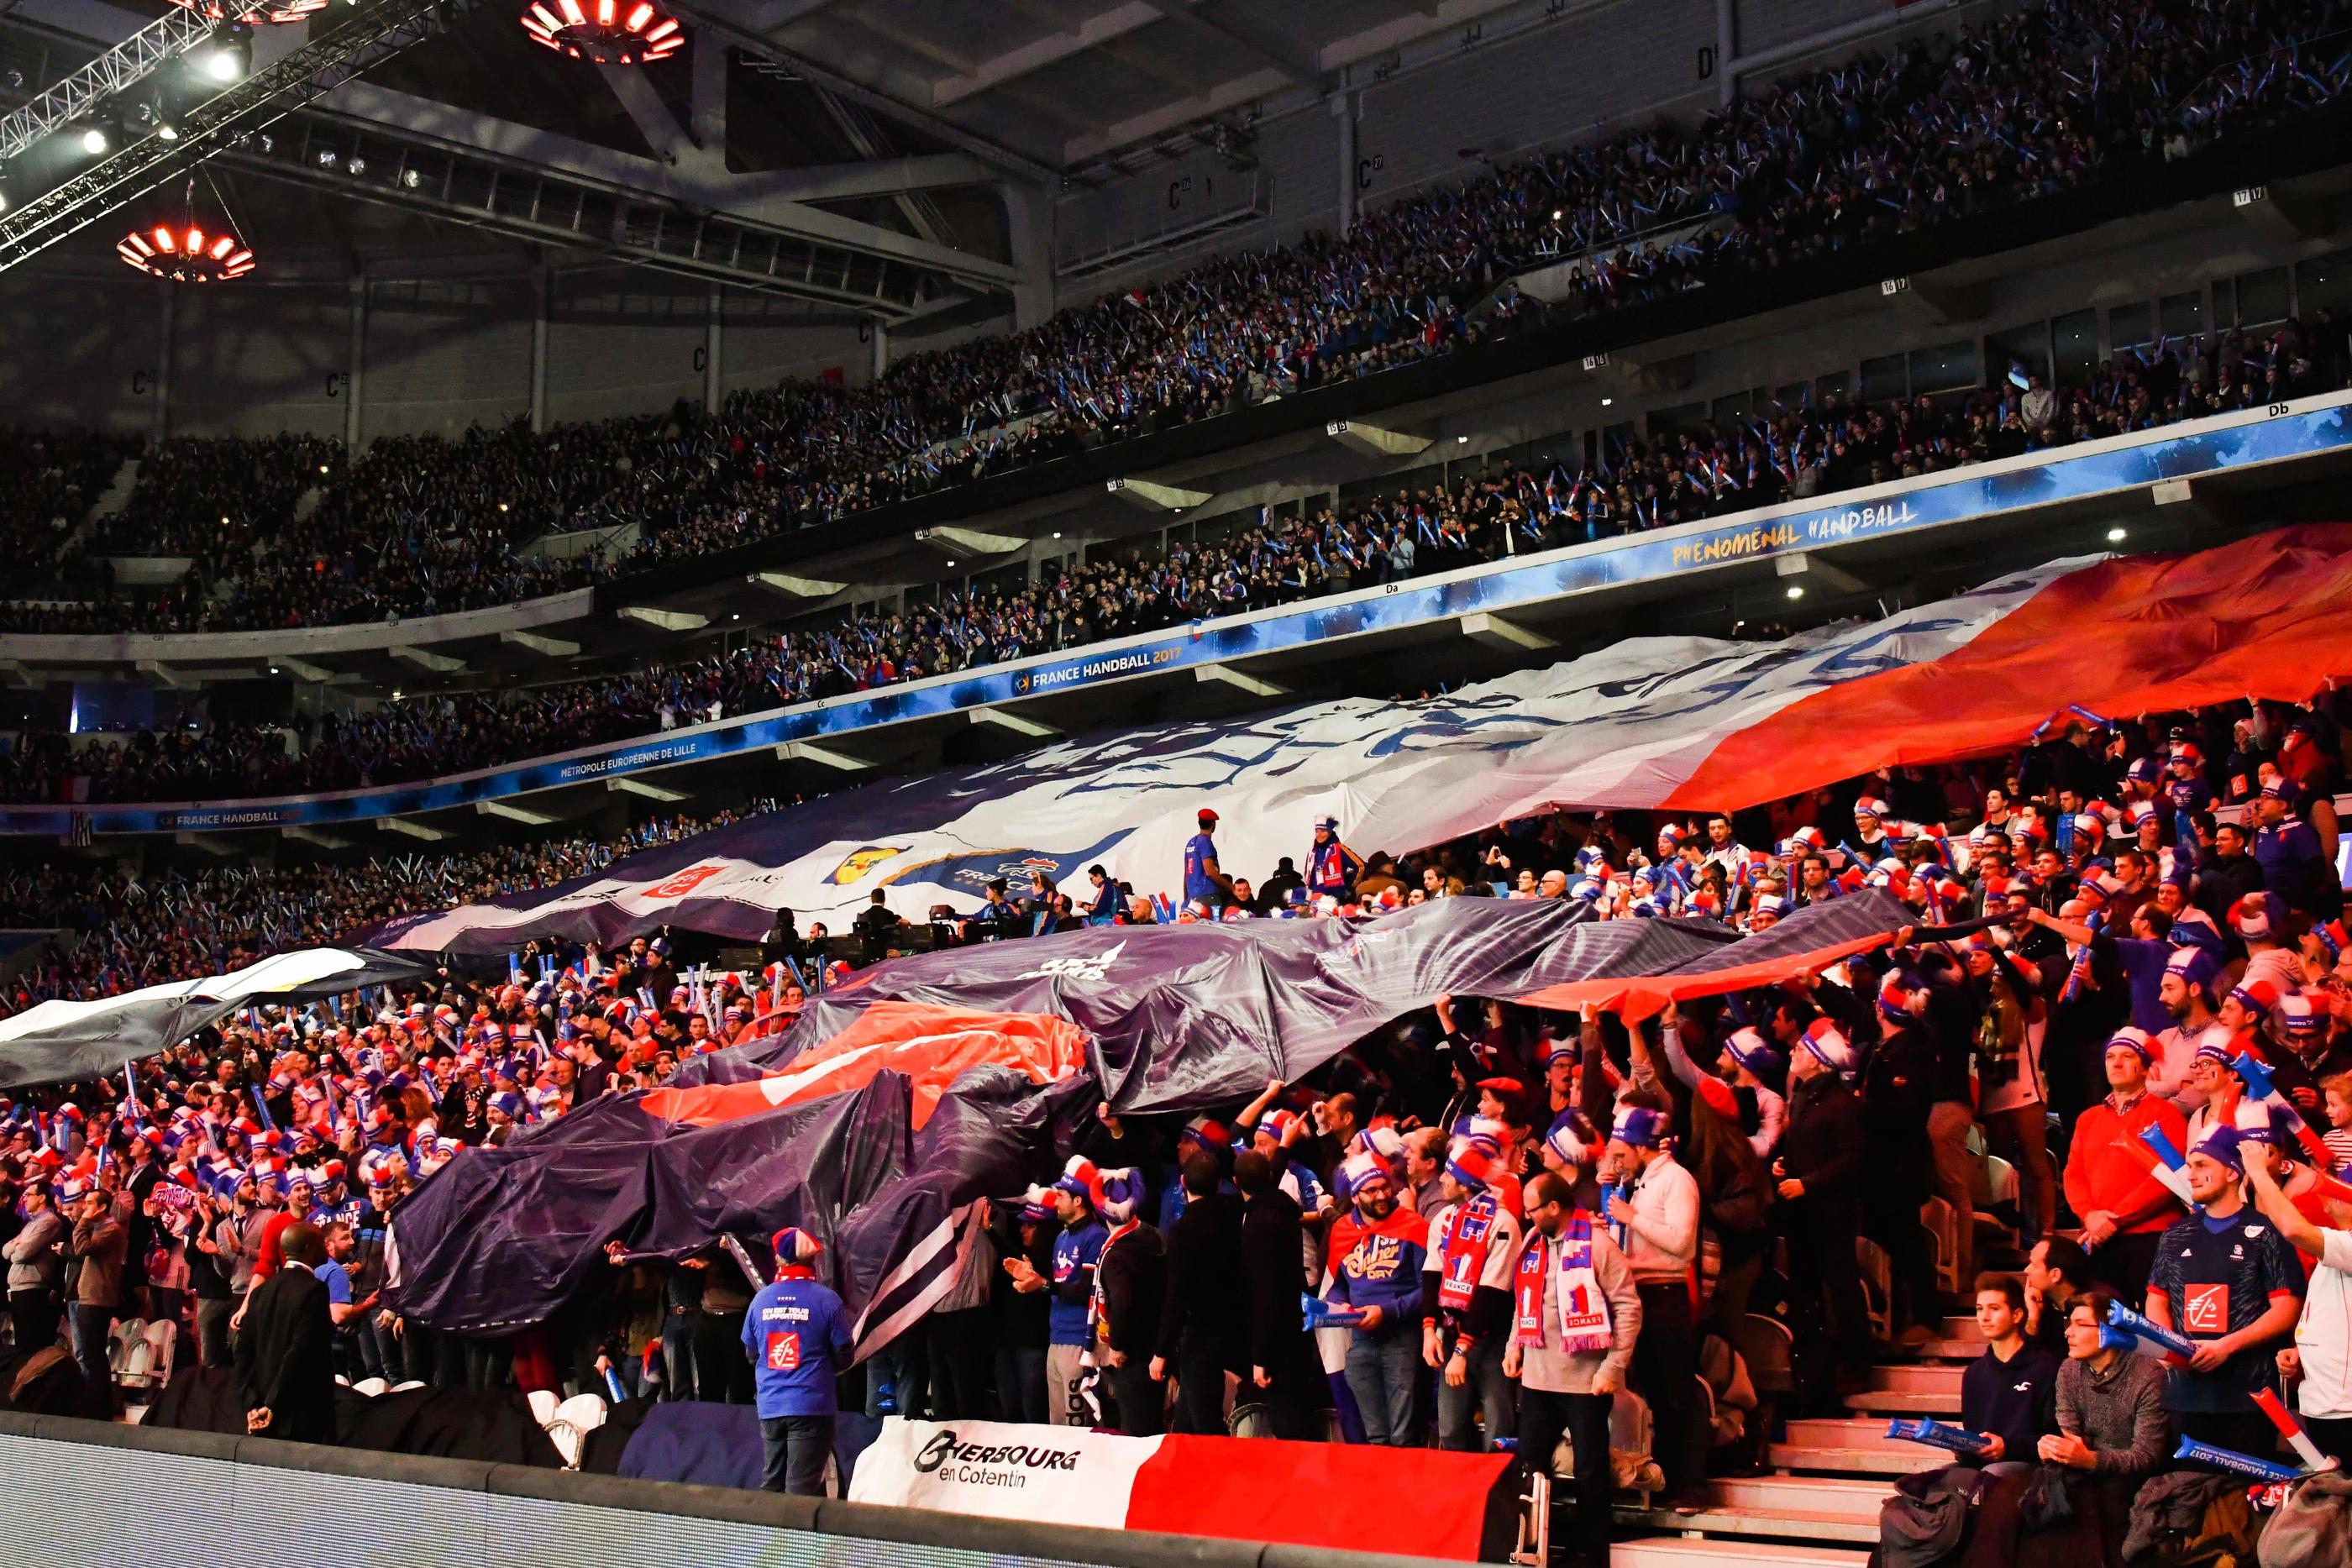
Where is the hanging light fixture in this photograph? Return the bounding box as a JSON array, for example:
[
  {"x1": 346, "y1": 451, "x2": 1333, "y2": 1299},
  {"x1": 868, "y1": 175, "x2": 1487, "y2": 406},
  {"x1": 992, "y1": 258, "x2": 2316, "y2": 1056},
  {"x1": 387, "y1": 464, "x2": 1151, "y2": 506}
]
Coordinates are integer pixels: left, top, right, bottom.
[
  {"x1": 117, "y1": 176, "x2": 255, "y2": 282},
  {"x1": 519, "y1": 0, "x2": 684, "y2": 64}
]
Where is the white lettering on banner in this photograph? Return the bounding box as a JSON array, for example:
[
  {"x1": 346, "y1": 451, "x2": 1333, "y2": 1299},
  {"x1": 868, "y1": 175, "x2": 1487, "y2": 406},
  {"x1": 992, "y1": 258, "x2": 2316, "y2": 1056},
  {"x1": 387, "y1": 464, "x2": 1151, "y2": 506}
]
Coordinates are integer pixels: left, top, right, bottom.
[
  {"x1": 1017, "y1": 646, "x2": 1180, "y2": 695},
  {"x1": 554, "y1": 738, "x2": 703, "y2": 782},
  {"x1": 846, "y1": 1417, "x2": 1161, "y2": 1526},
  {"x1": 1014, "y1": 942, "x2": 1126, "y2": 983}
]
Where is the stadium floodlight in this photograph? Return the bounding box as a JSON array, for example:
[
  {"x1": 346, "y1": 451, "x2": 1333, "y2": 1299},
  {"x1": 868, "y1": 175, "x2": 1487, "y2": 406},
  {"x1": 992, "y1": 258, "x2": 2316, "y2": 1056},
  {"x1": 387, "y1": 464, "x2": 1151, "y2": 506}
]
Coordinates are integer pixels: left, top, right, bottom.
[
  {"x1": 519, "y1": 0, "x2": 685, "y2": 64},
  {"x1": 81, "y1": 126, "x2": 111, "y2": 155}
]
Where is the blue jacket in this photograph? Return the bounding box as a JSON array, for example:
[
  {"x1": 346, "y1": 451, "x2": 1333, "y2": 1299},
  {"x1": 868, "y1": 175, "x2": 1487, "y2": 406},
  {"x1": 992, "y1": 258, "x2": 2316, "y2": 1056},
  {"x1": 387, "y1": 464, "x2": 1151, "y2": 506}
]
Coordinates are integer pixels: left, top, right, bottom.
[
  {"x1": 742, "y1": 1272, "x2": 852, "y2": 1418},
  {"x1": 1048, "y1": 1219, "x2": 1107, "y2": 1345}
]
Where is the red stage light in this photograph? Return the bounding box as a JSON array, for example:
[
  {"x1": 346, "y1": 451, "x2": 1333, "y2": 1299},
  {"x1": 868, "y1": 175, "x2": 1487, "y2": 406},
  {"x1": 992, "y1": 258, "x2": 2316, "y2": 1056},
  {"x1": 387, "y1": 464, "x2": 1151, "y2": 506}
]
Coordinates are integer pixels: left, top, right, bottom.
[
  {"x1": 167, "y1": 0, "x2": 329, "y2": 22},
  {"x1": 517, "y1": 0, "x2": 683, "y2": 63},
  {"x1": 118, "y1": 222, "x2": 256, "y2": 282}
]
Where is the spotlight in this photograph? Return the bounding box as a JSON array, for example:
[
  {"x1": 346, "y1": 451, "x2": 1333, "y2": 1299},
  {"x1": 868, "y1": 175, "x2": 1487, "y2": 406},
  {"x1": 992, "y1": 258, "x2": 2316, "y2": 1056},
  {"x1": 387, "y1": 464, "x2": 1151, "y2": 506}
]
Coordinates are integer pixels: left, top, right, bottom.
[
  {"x1": 347, "y1": 156, "x2": 366, "y2": 176},
  {"x1": 317, "y1": 149, "x2": 338, "y2": 168},
  {"x1": 1599, "y1": 396, "x2": 1613, "y2": 406},
  {"x1": 1455, "y1": 435, "x2": 1468, "y2": 444},
  {"x1": 518, "y1": 0, "x2": 685, "y2": 64},
  {"x1": 80, "y1": 126, "x2": 109, "y2": 155},
  {"x1": 319, "y1": 464, "x2": 330, "y2": 474},
  {"x1": 1051, "y1": 531, "x2": 1062, "y2": 538},
  {"x1": 203, "y1": 48, "x2": 242, "y2": 81},
  {"x1": 400, "y1": 168, "x2": 423, "y2": 189},
  {"x1": 1786, "y1": 585, "x2": 1804, "y2": 600},
  {"x1": 2106, "y1": 526, "x2": 2127, "y2": 543},
  {"x1": 158, "y1": 123, "x2": 180, "y2": 142}
]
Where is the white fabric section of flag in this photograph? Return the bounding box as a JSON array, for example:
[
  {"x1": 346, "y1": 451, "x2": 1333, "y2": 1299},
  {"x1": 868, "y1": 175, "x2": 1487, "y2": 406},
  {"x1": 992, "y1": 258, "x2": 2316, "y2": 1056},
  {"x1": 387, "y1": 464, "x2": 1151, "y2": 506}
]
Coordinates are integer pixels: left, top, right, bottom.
[
  {"x1": 848, "y1": 1416, "x2": 1163, "y2": 1525},
  {"x1": 386, "y1": 557, "x2": 2072, "y2": 945}
]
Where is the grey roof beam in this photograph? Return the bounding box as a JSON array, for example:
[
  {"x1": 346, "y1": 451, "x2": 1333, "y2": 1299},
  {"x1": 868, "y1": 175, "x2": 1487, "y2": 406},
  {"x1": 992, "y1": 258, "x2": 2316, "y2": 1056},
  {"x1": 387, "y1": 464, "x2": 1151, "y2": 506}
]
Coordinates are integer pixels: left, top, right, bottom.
[{"x1": 669, "y1": 0, "x2": 1057, "y2": 184}]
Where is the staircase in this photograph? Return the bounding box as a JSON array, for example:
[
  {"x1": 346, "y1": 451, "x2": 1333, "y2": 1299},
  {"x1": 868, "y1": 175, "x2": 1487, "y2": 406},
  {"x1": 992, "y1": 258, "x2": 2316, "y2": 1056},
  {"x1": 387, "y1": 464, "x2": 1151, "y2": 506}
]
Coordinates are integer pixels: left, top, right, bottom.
[{"x1": 1609, "y1": 1314, "x2": 1984, "y2": 1568}]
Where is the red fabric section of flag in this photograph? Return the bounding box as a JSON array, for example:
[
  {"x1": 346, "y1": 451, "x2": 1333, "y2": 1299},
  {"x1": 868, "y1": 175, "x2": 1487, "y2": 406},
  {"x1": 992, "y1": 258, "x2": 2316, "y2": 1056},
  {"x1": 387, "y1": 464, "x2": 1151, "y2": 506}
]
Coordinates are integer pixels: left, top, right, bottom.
[
  {"x1": 1123, "y1": 1434, "x2": 1511, "y2": 1560},
  {"x1": 1667, "y1": 523, "x2": 2352, "y2": 811},
  {"x1": 639, "y1": 1002, "x2": 1089, "y2": 1130},
  {"x1": 1514, "y1": 930, "x2": 1898, "y2": 1023}
]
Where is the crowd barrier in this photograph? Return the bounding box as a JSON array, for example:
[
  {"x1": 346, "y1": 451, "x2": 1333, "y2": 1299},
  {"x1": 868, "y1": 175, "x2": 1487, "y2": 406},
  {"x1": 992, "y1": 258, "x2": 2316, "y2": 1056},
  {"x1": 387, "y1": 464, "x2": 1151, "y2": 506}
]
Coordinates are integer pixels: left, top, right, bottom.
[
  {"x1": 6, "y1": 385, "x2": 2344, "y2": 840},
  {"x1": 0, "y1": 1411, "x2": 1478, "y2": 1568}
]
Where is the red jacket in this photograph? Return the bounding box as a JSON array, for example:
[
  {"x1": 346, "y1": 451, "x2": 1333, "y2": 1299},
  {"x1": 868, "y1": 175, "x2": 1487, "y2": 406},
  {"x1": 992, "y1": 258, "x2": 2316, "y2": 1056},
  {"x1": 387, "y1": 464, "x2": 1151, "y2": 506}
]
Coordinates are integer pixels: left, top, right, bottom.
[{"x1": 2063, "y1": 1092, "x2": 2189, "y2": 1235}]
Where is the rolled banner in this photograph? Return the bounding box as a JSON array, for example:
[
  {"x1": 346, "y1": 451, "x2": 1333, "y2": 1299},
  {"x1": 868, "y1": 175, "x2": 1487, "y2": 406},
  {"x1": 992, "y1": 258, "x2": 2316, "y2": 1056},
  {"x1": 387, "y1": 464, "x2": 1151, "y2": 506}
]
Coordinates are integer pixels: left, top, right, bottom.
[
  {"x1": 2139, "y1": 1123, "x2": 2188, "y2": 1171},
  {"x1": 1886, "y1": 1417, "x2": 1991, "y2": 1457},
  {"x1": 2231, "y1": 1051, "x2": 2338, "y2": 1169},
  {"x1": 1599, "y1": 1181, "x2": 1632, "y2": 1249},
  {"x1": 1302, "y1": 1293, "x2": 1369, "y2": 1329},
  {"x1": 2174, "y1": 1435, "x2": 2301, "y2": 1483},
  {"x1": 2106, "y1": 1298, "x2": 2199, "y2": 1363},
  {"x1": 2098, "y1": 1322, "x2": 2185, "y2": 1368},
  {"x1": 2133, "y1": 1124, "x2": 2199, "y2": 1209},
  {"x1": 2250, "y1": 1386, "x2": 2334, "y2": 1473}
]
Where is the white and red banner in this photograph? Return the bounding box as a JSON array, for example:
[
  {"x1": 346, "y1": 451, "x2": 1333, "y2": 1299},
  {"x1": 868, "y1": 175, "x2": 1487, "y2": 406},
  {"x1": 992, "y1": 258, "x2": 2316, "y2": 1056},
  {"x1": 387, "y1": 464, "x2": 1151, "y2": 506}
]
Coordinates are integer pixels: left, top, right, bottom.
[
  {"x1": 848, "y1": 1418, "x2": 1514, "y2": 1559},
  {"x1": 373, "y1": 526, "x2": 2352, "y2": 950}
]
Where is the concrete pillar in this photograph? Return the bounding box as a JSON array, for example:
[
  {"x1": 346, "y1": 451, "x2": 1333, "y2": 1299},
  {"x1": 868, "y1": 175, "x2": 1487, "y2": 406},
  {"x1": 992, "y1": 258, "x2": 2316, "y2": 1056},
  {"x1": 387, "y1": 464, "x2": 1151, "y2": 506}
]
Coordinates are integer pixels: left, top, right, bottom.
[
  {"x1": 344, "y1": 273, "x2": 365, "y2": 448},
  {"x1": 529, "y1": 263, "x2": 551, "y2": 433},
  {"x1": 1002, "y1": 179, "x2": 1055, "y2": 332},
  {"x1": 704, "y1": 283, "x2": 723, "y2": 410},
  {"x1": 870, "y1": 320, "x2": 889, "y2": 380},
  {"x1": 151, "y1": 282, "x2": 176, "y2": 445},
  {"x1": 1335, "y1": 90, "x2": 1359, "y2": 231},
  {"x1": 1715, "y1": 0, "x2": 1737, "y2": 108}
]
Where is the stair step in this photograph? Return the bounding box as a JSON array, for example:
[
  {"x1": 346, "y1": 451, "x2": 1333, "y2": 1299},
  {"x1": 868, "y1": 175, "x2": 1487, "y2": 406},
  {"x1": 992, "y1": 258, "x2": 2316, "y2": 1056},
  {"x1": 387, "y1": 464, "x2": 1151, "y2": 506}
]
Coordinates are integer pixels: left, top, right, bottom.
[
  {"x1": 1613, "y1": 1538, "x2": 1871, "y2": 1568},
  {"x1": 1918, "y1": 1338, "x2": 1987, "y2": 1360},
  {"x1": 1615, "y1": 1505, "x2": 1879, "y2": 1545},
  {"x1": 1769, "y1": 1445, "x2": 1942, "y2": 1476},
  {"x1": 1940, "y1": 1316, "x2": 1987, "y2": 1343},
  {"x1": 1784, "y1": 1418, "x2": 1920, "y2": 1453},
  {"x1": 1870, "y1": 1364, "x2": 1964, "y2": 1393},
  {"x1": 1843, "y1": 1387, "x2": 1963, "y2": 1415},
  {"x1": 1706, "y1": 1477, "x2": 1891, "y2": 1520}
]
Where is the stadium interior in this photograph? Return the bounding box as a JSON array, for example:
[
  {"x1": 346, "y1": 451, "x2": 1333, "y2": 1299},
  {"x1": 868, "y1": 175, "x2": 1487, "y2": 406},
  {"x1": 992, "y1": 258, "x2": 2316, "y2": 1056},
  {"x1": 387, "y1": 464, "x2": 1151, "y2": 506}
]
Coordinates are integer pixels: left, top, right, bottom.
[{"x1": 4, "y1": 1, "x2": 2352, "y2": 1565}]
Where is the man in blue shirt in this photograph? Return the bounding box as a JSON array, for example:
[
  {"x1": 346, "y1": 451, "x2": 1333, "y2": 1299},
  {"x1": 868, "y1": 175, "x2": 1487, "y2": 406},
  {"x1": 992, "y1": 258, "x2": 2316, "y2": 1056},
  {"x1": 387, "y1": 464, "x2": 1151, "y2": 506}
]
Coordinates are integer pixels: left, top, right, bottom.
[
  {"x1": 741, "y1": 1227, "x2": 852, "y2": 1495},
  {"x1": 1084, "y1": 864, "x2": 1122, "y2": 925},
  {"x1": 2144, "y1": 1125, "x2": 2305, "y2": 1458},
  {"x1": 1005, "y1": 1158, "x2": 1108, "y2": 1425},
  {"x1": 1305, "y1": 815, "x2": 1365, "y2": 904},
  {"x1": 2252, "y1": 779, "x2": 2334, "y2": 919},
  {"x1": 1182, "y1": 809, "x2": 1232, "y2": 911}
]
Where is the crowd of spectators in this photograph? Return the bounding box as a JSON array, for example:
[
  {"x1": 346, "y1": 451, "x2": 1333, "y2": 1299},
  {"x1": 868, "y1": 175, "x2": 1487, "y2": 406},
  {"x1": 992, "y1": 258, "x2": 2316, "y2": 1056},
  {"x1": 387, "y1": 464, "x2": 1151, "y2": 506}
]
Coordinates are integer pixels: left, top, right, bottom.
[
  {"x1": 9, "y1": 304, "x2": 2349, "y2": 805},
  {"x1": 0, "y1": 429, "x2": 138, "y2": 585},
  {"x1": 0, "y1": 806, "x2": 772, "y2": 1010},
  {"x1": 3, "y1": 693, "x2": 2349, "y2": 1536},
  {"x1": 4, "y1": 0, "x2": 2349, "y2": 637}
]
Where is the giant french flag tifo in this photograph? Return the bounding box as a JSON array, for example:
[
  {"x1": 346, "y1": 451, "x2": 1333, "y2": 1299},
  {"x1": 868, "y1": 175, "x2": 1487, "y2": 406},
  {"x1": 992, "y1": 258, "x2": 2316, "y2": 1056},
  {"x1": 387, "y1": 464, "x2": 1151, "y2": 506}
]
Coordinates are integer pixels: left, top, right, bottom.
[{"x1": 371, "y1": 525, "x2": 2352, "y2": 952}]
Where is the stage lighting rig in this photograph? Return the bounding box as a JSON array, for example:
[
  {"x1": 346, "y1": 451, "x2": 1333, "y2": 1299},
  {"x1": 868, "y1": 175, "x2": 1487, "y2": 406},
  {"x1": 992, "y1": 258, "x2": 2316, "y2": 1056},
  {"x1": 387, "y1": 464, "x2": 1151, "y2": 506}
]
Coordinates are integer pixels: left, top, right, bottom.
[
  {"x1": 118, "y1": 175, "x2": 255, "y2": 281},
  {"x1": 519, "y1": 0, "x2": 684, "y2": 64}
]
